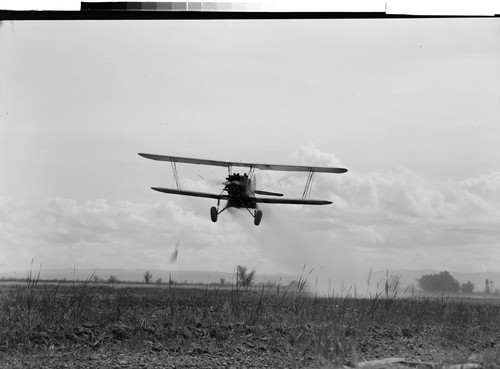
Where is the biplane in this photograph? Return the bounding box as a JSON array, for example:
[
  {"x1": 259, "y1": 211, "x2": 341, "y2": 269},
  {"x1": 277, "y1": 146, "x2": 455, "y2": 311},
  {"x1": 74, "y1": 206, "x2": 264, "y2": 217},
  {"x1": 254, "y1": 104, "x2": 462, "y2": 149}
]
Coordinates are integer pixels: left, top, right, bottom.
[{"x1": 139, "y1": 153, "x2": 347, "y2": 226}]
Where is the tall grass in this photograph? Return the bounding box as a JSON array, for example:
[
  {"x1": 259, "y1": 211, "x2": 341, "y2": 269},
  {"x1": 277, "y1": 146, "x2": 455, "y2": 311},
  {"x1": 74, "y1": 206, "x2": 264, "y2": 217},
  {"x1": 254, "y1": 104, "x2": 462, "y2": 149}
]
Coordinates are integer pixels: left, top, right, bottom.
[{"x1": 0, "y1": 267, "x2": 499, "y2": 367}]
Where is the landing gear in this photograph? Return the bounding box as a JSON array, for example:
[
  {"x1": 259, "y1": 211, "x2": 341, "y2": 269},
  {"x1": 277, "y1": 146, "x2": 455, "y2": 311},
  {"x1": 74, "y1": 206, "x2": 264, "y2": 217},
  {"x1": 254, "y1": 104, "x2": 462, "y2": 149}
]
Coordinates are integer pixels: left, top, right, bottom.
[
  {"x1": 210, "y1": 206, "x2": 218, "y2": 222},
  {"x1": 212, "y1": 202, "x2": 262, "y2": 226},
  {"x1": 254, "y1": 210, "x2": 263, "y2": 226},
  {"x1": 211, "y1": 201, "x2": 228, "y2": 223}
]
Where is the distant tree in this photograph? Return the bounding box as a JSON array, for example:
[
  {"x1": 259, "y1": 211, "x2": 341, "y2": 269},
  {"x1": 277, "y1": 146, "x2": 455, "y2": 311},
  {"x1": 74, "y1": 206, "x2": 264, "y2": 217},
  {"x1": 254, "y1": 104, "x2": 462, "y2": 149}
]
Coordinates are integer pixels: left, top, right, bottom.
[
  {"x1": 236, "y1": 265, "x2": 247, "y2": 287},
  {"x1": 417, "y1": 271, "x2": 460, "y2": 293},
  {"x1": 108, "y1": 275, "x2": 118, "y2": 283},
  {"x1": 144, "y1": 270, "x2": 153, "y2": 284},
  {"x1": 237, "y1": 265, "x2": 256, "y2": 289},
  {"x1": 265, "y1": 280, "x2": 277, "y2": 288},
  {"x1": 485, "y1": 279, "x2": 491, "y2": 294},
  {"x1": 220, "y1": 278, "x2": 226, "y2": 285},
  {"x1": 93, "y1": 275, "x2": 101, "y2": 283},
  {"x1": 461, "y1": 280, "x2": 474, "y2": 293}
]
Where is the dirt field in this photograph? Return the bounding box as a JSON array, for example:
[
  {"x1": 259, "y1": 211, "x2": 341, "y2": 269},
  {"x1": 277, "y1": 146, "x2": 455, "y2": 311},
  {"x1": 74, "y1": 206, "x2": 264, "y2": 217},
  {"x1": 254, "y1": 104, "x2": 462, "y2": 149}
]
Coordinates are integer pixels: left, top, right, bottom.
[{"x1": 1, "y1": 281, "x2": 499, "y2": 368}]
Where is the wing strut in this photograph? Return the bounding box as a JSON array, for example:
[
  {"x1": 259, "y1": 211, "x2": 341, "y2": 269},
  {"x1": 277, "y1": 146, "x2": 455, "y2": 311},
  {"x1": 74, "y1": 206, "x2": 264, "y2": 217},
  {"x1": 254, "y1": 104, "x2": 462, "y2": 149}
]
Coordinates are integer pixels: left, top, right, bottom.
[
  {"x1": 171, "y1": 160, "x2": 182, "y2": 190},
  {"x1": 248, "y1": 166, "x2": 256, "y2": 180},
  {"x1": 302, "y1": 170, "x2": 315, "y2": 199}
]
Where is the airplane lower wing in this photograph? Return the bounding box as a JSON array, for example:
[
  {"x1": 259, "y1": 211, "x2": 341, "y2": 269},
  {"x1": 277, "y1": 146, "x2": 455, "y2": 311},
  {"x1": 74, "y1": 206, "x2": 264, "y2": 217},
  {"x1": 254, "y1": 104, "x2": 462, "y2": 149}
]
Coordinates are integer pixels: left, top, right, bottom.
[
  {"x1": 253, "y1": 197, "x2": 332, "y2": 205},
  {"x1": 150, "y1": 187, "x2": 330, "y2": 205},
  {"x1": 254, "y1": 190, "x2": 284, "y2": 197},
  {"x1": 151, "y1": 187, "x2": 229, "y2": 200}
]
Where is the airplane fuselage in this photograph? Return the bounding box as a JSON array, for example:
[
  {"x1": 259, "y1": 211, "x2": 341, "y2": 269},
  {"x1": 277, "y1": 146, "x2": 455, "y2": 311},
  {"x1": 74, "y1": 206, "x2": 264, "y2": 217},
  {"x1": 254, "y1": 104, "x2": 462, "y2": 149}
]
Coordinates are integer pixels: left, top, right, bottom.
[{"x1": 225, "y1": 173, "x2": 257, "y2": 209}]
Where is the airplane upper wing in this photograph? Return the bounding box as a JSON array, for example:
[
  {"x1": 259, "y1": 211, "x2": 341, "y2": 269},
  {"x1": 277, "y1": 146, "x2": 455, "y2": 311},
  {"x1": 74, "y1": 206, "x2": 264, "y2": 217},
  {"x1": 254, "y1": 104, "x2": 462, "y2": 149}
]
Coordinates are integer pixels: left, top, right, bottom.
[
  {"x1": 139, "y1": 153, "x2": 347, "y2": 174},
  {"x1": 253, "y1": 197, "x2": 332, "y2": 205},
  {"x1": 151, "y1": 187, "x2": 229, "y2": 200}
]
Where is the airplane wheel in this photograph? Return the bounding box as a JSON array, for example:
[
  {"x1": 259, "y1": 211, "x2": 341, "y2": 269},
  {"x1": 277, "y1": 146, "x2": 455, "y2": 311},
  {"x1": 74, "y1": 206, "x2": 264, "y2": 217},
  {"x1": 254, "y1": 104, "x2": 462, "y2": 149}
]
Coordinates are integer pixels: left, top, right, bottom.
[
  {"x1": 210, "y1": 207, "x2": 218, "y2": 222},
  {"x1": 254, "y1": 210, "x2": 262, "y2": 226}
]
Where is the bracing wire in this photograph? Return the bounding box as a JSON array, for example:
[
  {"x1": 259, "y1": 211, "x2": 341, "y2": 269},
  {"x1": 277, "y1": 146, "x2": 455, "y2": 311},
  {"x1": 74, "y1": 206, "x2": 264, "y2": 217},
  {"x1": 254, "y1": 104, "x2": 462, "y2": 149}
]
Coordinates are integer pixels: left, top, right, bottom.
[
  {"x1": 259, "y1": 171, "x2": 304, "y2": 190},
  {"x1": 179, "y1": 163, "x2": 220, "y2": 190}
]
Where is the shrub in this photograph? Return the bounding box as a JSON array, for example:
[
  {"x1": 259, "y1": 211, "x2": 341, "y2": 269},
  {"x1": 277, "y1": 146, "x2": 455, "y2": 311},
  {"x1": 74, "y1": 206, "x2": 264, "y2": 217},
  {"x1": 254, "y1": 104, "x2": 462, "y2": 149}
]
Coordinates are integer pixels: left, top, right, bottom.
[
  {"x1": 461, "y1": 280, "x2": 474, "y2": 293},
  {"x1": 417, "y1": 271, "x2": 460, "y2": 293}
]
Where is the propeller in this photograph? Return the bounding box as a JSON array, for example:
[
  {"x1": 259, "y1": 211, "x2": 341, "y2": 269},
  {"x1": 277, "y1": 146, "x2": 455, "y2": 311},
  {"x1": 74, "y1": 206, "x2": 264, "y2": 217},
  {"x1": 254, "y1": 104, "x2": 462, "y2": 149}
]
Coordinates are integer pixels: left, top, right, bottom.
[{"x1": 223, "y1": 180, "x2": 244, "y2": 186}]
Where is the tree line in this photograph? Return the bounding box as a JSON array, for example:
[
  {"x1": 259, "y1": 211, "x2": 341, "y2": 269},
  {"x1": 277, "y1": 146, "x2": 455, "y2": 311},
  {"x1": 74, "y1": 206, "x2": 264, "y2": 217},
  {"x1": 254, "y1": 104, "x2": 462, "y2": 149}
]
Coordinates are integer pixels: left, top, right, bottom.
[{"x1": 417, "y1": 271, "x2": 496, "y2": 294}]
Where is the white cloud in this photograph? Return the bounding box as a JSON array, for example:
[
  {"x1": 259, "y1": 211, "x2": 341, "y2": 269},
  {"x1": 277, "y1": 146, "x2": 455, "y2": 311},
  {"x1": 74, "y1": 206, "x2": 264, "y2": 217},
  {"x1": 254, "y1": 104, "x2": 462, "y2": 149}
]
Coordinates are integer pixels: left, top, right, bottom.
[
  {"x1": 1, "y1": 145, "x2": 499, "y2": 280},
  {"x1": 291, "y1": 142, "x2": 344, "y2": 167},
  {"x1": 264, "y1": 144, "x2": 500, "y2": 277}
]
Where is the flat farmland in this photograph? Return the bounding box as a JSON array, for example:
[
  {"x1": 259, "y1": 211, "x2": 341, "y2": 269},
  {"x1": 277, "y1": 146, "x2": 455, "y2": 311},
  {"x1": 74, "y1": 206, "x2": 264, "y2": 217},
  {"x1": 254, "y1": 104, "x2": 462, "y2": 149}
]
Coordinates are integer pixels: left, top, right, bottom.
[{"x1": 0, "y1": 280, "x2": 499, "y2": 368}]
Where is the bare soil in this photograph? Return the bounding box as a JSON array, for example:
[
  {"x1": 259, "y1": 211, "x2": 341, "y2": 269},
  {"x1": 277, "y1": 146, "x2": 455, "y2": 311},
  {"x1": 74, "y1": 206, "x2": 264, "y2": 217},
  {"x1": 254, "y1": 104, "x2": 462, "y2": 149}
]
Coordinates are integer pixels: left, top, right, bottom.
[{"x1": 1, "y1": 283, "x2": 499, "y2": 368}]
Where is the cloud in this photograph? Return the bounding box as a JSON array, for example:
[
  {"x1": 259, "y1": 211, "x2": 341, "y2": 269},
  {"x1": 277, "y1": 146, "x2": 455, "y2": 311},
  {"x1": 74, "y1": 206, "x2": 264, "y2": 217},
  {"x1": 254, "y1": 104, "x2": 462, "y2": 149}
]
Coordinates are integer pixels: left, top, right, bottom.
[
  {"x1": 253, "y1": 144, "x2": 500, "y2": 281},
  {"x1": 1, "y1": 144, "x2": 499, "y2": 282},
  {"x1": 291, "y1": 142, "x2": 344, "y2": 167},
  {"x1": 1, "y1": 196, "x2": 206, "y2": 270},
  {"x1": 309, "y1": 160, "x2": 500, "y2": 222},
  {"x1": 0, "y1": 193, "x2": 274, "y2": 273}
]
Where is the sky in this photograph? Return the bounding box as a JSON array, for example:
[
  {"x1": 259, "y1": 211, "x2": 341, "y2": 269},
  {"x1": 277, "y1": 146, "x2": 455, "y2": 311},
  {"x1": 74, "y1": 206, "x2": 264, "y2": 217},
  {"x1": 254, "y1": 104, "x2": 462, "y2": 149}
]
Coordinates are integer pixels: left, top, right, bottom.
[{"x1": 0, "y1": 18, "x2": 499, "y2": 290}]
